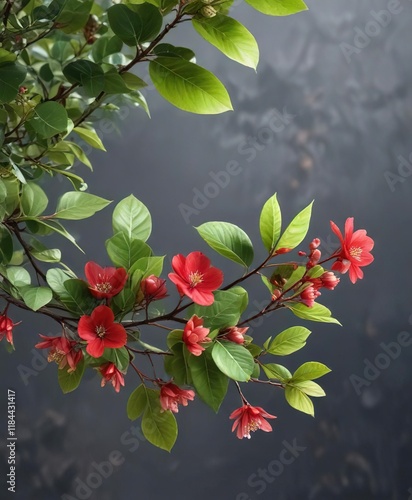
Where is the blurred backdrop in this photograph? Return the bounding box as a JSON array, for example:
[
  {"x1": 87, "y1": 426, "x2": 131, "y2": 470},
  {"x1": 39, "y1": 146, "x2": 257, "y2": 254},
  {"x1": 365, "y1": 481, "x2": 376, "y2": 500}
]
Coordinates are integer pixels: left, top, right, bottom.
[{"x1": 1, "y1": 0, "x2": 412, "y2": 498}]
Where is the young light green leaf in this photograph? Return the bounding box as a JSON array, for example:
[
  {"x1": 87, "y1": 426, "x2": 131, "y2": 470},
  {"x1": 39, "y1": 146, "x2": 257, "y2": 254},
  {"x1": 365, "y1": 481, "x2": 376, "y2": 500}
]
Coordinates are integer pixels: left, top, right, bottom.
[
  {"x1": 284, "y1": 385, "x2": 314, "y2": 416},
  {"x1": 275, "y1": 201, "x2": 313, "y2": 252},
  {"x1": 127, "y1": 384, "x2": 148, "y2": 420},
  {"x1": 192, "y1": 14, "x2": 259, "y2": 69},
  {"x1": 46, "y1": 268, "x2": 71, "y2": 296},
  {"x1": 21, "y1": 286, "x2": 53, "y2": 311},
  {"x1": 58, "y1": 359, "x2": 86, "y2": 394},
  {"x1": 196, "y1": 221, "x2": 254, "y2": 267},
  {"x1": 262, "y1": 363, "x2": 292, "y2": 382},
  {"x1": 287, "y1": 302, "x2": 342, "y2": 325},
  {"x1": 266, "y1": 326, "x2": 311, "y2": 356},
  {"x1": 149, "y1": 57, "x2": 233, "y2": 114},
  {"x1": 244, "y1": 0, "x2": 308, "y2": 16},
  {"x1": 291, "y1": 361, "x2": 331, "y2": 382},
  {"x1": 112, "y1": 194, "x2": 152, "y2": 242},
  {"x1": 6, "y1": 267, "x2": 31, "y2": 288},
  {"x1": 260, "y1": 193, "x2": 282, "y2": 252},
  {"x1": 73, "y1": 127, "x2": 106, "y2": 151},
  {"x1": 21, "y1": 183, "x2": 48, "y2": 217},
  {"x1": 212, "y1": 340, "x2": 254, "y2": 382},
  {"x1": 54, "y1": 192, "x2": 111, "y2": 220},
  {"x1": 293, "y1": 380, "x2": 326, "y2": 397},
  {"x1": 106, "y1": 233, "x2": 152, "y2": 269}
]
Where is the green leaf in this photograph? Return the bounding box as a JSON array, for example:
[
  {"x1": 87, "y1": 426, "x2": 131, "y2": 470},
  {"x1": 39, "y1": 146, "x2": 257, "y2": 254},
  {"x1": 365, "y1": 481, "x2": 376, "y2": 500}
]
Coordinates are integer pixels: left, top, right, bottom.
[
  {"x1": 103, "y1": 68, "x2": 132, "y2": 94},
  {"x1": 164, "y1": 342, "x2": 192, "y2": 386},
  {"x1": 27, "y1": 102, "x2": 68, "y2": 139},
  {"x1": 61, "y1": 279, "x2": 97, "y2": 316},
  {"x1": 188, "y1": 348, "x2": 228, "y2": 412},
  {"x1": 107, "y1": 4, "x2": 163, "y2": 46},
  {"x1": 293, "y1": 380, "x2": 326, "y2": 397},
  {"x1": 130, "y1": 256, "x2": 164, "y2": 290},
  {"x1": 166, "y1": 329, "x2": 184, "y2": 350},
  {"x1": 212, "y1": 340, "x2": 254, "y2": 382},
  {"x1": 260, "y1": 193, "x2": 282, "y2": 252},
  {"x1": 275, "y1": 201, "x2": 313, "y2": 252},
  {"x1": 58, "y1": 358, "x2": 86, "y2": 394},
  {"x1": 121, "y1": 72, "x2": 147, "y2": 91},
  {"x1": 55, "y1": 0, "x2": 93, "y2": 33},
  {"x1": 73, "y1": 127, "x2": 106, "y2": 151},
  {"x1": 27, "y1": 219, "x2": 83, "y2": 251},
  {"x1": 92, "y1": 35, "x2": 123, "y2": 63},
  {"x1": 187, "y1": 287, "x2": 247, "y2": 330},
  {"x1": 127, "y1": 384, "x2": 147, "y2": 420},
  {"x1": 63, "y1": 60, "x2": 105, "y2": 97},
  {"x1": 0, "y1": 225, "x2": 13, "y2": 265},
  {"x1": 287, "y1": 302, "x2": 342, "y2": 325},
  {"x1": 196, "y1": 221, "x2": 254, "y2": 267},
  {"x1": 54, "y1": 192, "x2": 111, "y2": 220},
  {"x1": 21, "y1": 286, "x2": 53, "y2": 311},
  {"x1": 149, "y1": 57, "x2": 233, "y2": 114},
  {"x1": 30, "y1": 240, "x2": 61, "y2": 263},
  {"x1": 266, "y1": 326, "x2": 311, "y2": 356},
  {"x1": 6, "y1": 266, "x2": 31, "y2": 288},
  {"x1": 21, "y1": 182, "x2": 48, "y2": 216},
  {"x1": 111, "y1": 287, "x2": 136, "y2": 316},
  {"x1": 141, "y1": 388, "x2": 178, "y2": 452},
  {"x1": 46, "y1": 268, "x2": 71, "y2": 296},
  {"x1": 192, "y1": 14, "x2": 259, "y2": 69},
  {"x1": 283, "y1": 266, "x2": 306, "y2": 291},
  {"x1": 0, "y1": 49, "x2": 16, "y2": 65},
  {"x1": 291, "y1": 361, "x2": 331, "y2": 382},
  {"x1": 284, "y1": 385, "x2": 314, "y2": 416},
  {"x1": 103, "y1": 346, "x2": 129, "y2": 371},
  {"x1": 106, "y1": 233, "x2": 151, "y2": 269},
  {"x1": 262, "y1": 363, "x2": 292, "y2": 382},
  {"x1": 112, "y1": 194, "x2": 152, "y2": 242},
  {"x1": 244, "y1": 0, "x2": 308, "y2": 16},
  {"x1": 153, "y1": 44, "x2": 195, "y2": 61},
  {"x1": 0, "y1": 63, "x2": 27, "y2": 104},
  {"x1": 2, "y1": 178, "x2": 20, "y2": 217}
]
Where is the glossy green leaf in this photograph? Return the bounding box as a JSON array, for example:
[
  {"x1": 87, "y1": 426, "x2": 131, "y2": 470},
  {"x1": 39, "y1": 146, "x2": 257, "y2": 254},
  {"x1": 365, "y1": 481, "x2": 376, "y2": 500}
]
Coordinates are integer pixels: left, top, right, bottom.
[
  {"x1": 27, "y1": 102, "x2": 68, "y2": 139},
  {"x1": 287, "y1": 302, "x2": 342, "y2": 325},
  {"x1": 0, "y1": 225, "x2": 13, "y2": 265},
  {"x1": 92, "y1": 35, "x2": 123, "y2": 63},
  {"x1": 244, "y1": 0, "x2": 308, "y2": 16},
  {"x1": 164, "y1": 342, "x2": 192, "y2": 386},
  {"x1": 262, "y1": 363, "x2": 292, "y2": 382},
  {"x1": 46, "y1": 268, "x2": 72, "y2": 296},
  {"x1": 266, "y1": 326, "x2": 311, "y2": 356},
  {"x1": 54, "y1": 192, "x2": 111, "y2": 220},
  {"x1": 107, "y1": 4, "x2": 162, "y2": 46},
  {"x1": 73, "y1": 127, "x2": 106, "y2": 151},
  {"x1": 260, "y1": 193, "x2": 282, "y2": 252},
  {"x1": 55, "y1": 0, "x2": 93, "y2": 33},
  {"x1": 58, "y1": 358, "x2": 86, "y2": 394},
  {"x1": 196, "y1": 221, "x2": 254, "y2": 267},
  {"x1": 284, "y1": 385, "x2": 314, "y2": 416},
  {"x1": 293, "y1": 380, "x2": 326, "y2": 397},
  {"x1": 0, "y1": 63, "x2": 26, "y2": 104},
  {"x1": 149, "y1": 57, "x2": 233, "y2": 114},
  {"x1": 275, "y1": 201, "x2": 313, "y2": 252},
  {"x1": 127, "y1": 384, "x2": 147, "y2": 420},
  {"x1": 61, "y1": 279, "x2": 97, "y2": 316},
  {"x1": 188, "y1": 348, "x2": 228, "y2": 412},
  {"x1": 153, "y1": 44, "x2": 195, "y2": 61},
  {"x1": 192, "y1": 14, "x2": 259, "y2": 69},
  {"x1": 212, "y1": 340, "x2": 254, "y2": 381},
  {"x1": 6, "y1": 267, "x2": 31, "y2": 288},
  {"x1": 63, "y1": 60, "x2": 105, "y2": 97},
  {"x1": 106, "y1": 233, "x2": 151, "y2": 269},
  {"x1": 21, "y1": 182, "x2": 48, "y2": 217},
  {"x1": 112, "y1": 194, "x2": 152, "y2": 242},
  {"x1": 21, "y1": 286, "x2": 53, "y2": 311},
  {"x1": 291, "y1": 361, "x2": 331, "y2": 382},
  {"x1": 103, "y1": 346, "x2": 129, "y2": 371}
]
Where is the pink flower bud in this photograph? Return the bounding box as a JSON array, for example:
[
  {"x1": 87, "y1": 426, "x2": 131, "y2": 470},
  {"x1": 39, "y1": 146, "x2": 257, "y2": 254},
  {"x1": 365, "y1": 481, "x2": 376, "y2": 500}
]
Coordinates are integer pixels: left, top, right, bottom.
[
  {"x1": 140, "y1": 275, "x2": 168, "y2": 301},
  {"x1": 309, "y1": 238, "x2": 321, "y2": 250},
  {"x1": 321, "y1": 271, "x2": 340, "y2": 290},
  {"x1": 300, "y1": 285, "x2": 321, "y2": 308},
  {"x1": 222, "y1": 326, "x2": 249, "y2": 344}
]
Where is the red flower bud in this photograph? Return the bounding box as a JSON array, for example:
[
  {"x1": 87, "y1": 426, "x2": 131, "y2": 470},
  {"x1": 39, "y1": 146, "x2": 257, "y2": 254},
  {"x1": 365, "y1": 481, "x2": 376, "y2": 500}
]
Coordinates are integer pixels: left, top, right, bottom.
[{"x1": 140, "y1": 275, "x2": 168, "y2": 301}]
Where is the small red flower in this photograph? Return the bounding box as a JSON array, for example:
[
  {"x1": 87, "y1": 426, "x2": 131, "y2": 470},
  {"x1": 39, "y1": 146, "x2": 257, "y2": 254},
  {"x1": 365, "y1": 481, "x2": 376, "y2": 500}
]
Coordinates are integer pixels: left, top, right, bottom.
[
  {"x1": 230, "y1": 404, "x2": 277, "y2": 439},
  {"x1": 300, "y1": 285, "x2": 321, "y2": 308},
  {"x1": 98, "y1": 363, "x2": 125, "y2": 393},
  {"x1": 320, "y1": 271, "x2": 340, "y2": 290},
  {"x1": 78, "y1": 305, "x2": 127, "y2": 358},
  {"x1": 221, "y1": 326, "x2": 249, "y2": 345},
  {"x1": 35, "y1": 335, "x2": 83, "y2": 372},
  {"x1": 140, "y1": 275, "x2": 168, "y2": 301},
  {"x1": 330, "y1": 218, "x2": 374, "y2": 284},
  {"x1": 168, "y1": 251, "x2": 223, "y2": 306},
  {"x1": 160, "y1": 382, "x2": 195, "y2": 413},
  {"x1": 85, "y1": 261, "x2": 127, "y2": 299},
  {"x1": 183, "y1": 315, "x2": 211, "y2": 356},
  {"x1": 0, "y1": 314, "x2": 19, "y2": 346}
]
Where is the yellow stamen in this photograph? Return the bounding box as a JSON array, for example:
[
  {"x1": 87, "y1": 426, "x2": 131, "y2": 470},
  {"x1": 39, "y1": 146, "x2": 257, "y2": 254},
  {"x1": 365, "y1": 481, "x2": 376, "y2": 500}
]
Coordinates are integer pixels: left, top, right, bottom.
[
  {"x1": 189, "y1": 271, "x2": 204, "y2": 288},
  {"x1": 95, "y1": 326, "x2": 106, "y2": 338},
  {"x1": 349, "y1": 246, "x2": 362, "y2": 261}
]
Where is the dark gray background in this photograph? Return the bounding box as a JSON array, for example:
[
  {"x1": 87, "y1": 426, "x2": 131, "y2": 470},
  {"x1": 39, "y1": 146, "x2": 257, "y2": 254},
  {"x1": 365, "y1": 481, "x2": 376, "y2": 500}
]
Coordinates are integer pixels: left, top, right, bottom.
[{"x1": 1, "y1": 0, "x2": 412, "y2": 498}]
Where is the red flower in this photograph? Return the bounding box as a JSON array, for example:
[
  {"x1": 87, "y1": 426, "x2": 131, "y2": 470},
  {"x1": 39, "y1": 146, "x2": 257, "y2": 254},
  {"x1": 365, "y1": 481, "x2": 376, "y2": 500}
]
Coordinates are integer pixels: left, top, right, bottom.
[
  {"x1": 183, "y1": 315, "x2": 211, "y2": 356},
  {"x1": 78, "y1": 305, "x2": 127, "y2": 358},
  {"x1": 221, "y1": 326, "x2": 249, "y2": 345},
  {"x1": 0, "y1": 314, "x2": 19, "y2": 346},
  {"x1": 168, "y1": 251, "x2": 223, "y2": 306},
  {"x1": 230, "y1": 404, "x2": 277, "y2": 439},
  {"x1": 140, "y1": 275, "x2": 168, "y2": 301},
  {"x1": 330, "y1": 218, "x2": 374, "y2": 284},
  {"x1": 300, "y1": 285, "x2": 321, "y2": 308},
  {"x1": 98, "y1": 363, "x2": 125, "y2": 393},
  {"x1": 320, "y1": 271, "x2": 340, "y2": 290},
  {"x1": 35, "y1": 335, "x2": 83, "y2": 372},
  {"x1": 160, "y1": 382, "x2": 195, "y2": 413},
  {"x1": 85, "y1": 261, "x2": 127, "y2": 299}
]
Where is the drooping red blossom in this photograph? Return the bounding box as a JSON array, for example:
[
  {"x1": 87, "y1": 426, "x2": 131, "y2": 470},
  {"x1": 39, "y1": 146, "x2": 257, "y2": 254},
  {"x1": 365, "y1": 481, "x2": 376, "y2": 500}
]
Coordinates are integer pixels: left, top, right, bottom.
[
  {"x1": 35, "y1": 335, "x2": 83, "y2": 372},
  {"x1": 168, "y1": 251, "x2": 223, "y2": 306},
  {"x1": 230, "y1": 404, "x2": 277, "y2": 440},
  {"x1": 183, "y1": 315, "x2": 211, "y2": 356},
  {"x1": 320, "y1": 271, "x2": 340, "y2": 290},
  {"x1": 330, "y1": 218, "x2": 374, "y2": 284},
  {"x1": 0, "y1": 314, "x2": 19, "y2": 346},
  {"x1": 85, "y1": 261, "x2": 127, "y2": 299},
  {"x1": 78, "y1": 305, "x2": 127, "y2": 358},
  {"x1": 221, "y1": 326, "x2": 249, "y2": 345},
  {"x1": 98, "y1": 363, "x2": 125, "y2": 393},
  {"x1": 140, "y1": 275, "x2": 168, "y2": 301},
  {"x1": 300, "y1": 285, "x2": 321, "y2": 308},
  {"x1": 160, "y1": 382, "x2": 195, "y2": 413}
]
